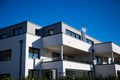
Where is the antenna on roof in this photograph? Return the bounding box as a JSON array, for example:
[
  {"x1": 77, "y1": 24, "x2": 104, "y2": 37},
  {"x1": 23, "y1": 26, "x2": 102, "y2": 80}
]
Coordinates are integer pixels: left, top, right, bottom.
[{"x1": 81, "y1": 25, "x2": 86, "y2": 42}]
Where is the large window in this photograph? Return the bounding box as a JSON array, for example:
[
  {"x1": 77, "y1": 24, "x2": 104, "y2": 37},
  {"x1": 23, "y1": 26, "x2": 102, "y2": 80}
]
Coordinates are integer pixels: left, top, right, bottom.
[
  {"x1": 86, "y1": 38, "x2": 94, "y2": 44},
  {"x1": 66, "y1": 29, "x2": 81, "y2": 40},
  {"x1": 29, "y1": 47, "x2": 40, "y2": 59},
  {"x1": 0, "y1": 34, "x2": 8, "y2": 39},
  {"x1": 28, "y1": 69, "x2": 39, "y2": 78},
  {"x1": 13, "y1": 27, "x2": 22, "y2": 35},
  {"x1": 96, "y1": 56, "x2": 102, "y2": 64},
  {"x1": 0, "y1": 49, "x2": 11, "y2": 61},
  {"x1": 0, "y1": 73, "x2": 10, "y2": 79}
]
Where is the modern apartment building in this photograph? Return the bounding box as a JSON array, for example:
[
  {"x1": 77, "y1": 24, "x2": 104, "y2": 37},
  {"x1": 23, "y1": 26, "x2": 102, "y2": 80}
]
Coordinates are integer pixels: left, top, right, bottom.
[{"x1": 0, "y1": 21, "x2": 120, "y2": 80}]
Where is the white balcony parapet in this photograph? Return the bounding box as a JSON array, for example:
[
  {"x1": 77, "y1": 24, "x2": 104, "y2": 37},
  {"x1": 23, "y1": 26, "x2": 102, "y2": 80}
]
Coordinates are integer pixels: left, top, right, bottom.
[
  {"x1": 93, "y1": 42, "x2": 120, "y2": 54},
  {"x1": 42, "y1": 33, "x2": 92, "y2": 53}
]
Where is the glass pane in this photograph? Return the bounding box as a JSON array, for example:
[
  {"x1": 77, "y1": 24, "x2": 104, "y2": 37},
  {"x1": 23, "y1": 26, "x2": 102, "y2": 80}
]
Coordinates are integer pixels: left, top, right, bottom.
[
  {"x1": 29, "y1": 52, "x2": 33, "y2": 58},
  {"x1": 33, "y1": 53, "x2": 38, "y2": 58}
]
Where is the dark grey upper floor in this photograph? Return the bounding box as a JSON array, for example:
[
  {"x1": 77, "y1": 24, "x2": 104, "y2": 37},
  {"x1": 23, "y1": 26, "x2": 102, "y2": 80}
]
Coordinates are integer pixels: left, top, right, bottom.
[{"x1": 0, "y1": 21, "x2": 100, "y2": 44}]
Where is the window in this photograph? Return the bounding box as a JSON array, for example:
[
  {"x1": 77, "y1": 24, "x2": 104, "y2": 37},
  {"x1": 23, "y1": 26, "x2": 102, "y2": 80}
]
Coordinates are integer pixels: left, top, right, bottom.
[
  {"x1": 35, "y1": 29, "x2": 39, "y2": 35},
  {"x1": 86, "y1": 39, "x2": 94, "y2": 44},
  {"x1": 29, "y1": 47, "x2": 40, "y2": 59},
  {"x1": 0, "y1": 34, "x2": 8, "y2": 39},
  {"x1": 0, "y1": 73, "x2": 10, "y2": 79},
  {"x1": 13, "y1": 28, "x2": 22, "y2": 35},
  {"x1": 96, "y1": 56, "x2": 102, "y2": 64},
  {"x1": 66, "y1": 29, "x2": 81, "y2": 40},
  {"x1": 0, "y1": 49, "x2": 11, "y2": 61},
  {"x1": 48, "y1": 29, "x2": 53, "y2": 36},
  {"x1": 28, "y1": 69, "x2": 39, "y2": 78}
]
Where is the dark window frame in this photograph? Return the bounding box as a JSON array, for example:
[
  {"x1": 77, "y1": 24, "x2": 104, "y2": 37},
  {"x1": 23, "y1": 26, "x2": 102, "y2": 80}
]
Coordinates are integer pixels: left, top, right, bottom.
[
  {"x1": 66, "y1": 29, "x2": 81, "y2": 40},
  {"x1": 35, "y1": 29, "x2": 39, "y2": 35},
  {"x1": 0, "y1": 34, "x2": 8, "y2": 39},
  {"x1": 29, "y1": 47, "x2": 40, "y2": 59},
  {"x1": 96, "y1": 56, "x2": 103, "y2": 64},
  {"x1": 0, "y1": 73, "x2": 10, "y2": 79},
  {"x1": 0, "y1": 49, "x2": 12, "y2": 61},
  {"x1": 28, "y1": 69, "x2": 39, "y2": 78},
  {"x1": 13, "y1": 27, "x2": 22, "y2": 36},
  {"x1": 48, "y1": 29, "x2": 54, "y2": 36}
]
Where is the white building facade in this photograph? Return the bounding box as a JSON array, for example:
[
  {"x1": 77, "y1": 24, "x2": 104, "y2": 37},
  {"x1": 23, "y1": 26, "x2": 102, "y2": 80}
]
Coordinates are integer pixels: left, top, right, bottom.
[{"x1": 0, "y1": 21, "x2": 120, "y2": 80}]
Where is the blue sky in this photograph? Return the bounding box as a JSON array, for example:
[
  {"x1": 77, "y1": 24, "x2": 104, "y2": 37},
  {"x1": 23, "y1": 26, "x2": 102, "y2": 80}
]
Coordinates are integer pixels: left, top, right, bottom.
[{"x1": 0, "y1": 0, "x2": 120, "y2": 45}]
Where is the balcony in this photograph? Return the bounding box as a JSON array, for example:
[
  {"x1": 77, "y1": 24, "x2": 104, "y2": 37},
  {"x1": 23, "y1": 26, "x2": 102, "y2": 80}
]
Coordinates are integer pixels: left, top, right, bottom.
[
  {"x1": 42, "y1": 60, "x2": 91, "y2": 71},
  {"x1": 95, "y1": 63, "x2": 120, "y2": 77},
  {"x1": 52, "y1": 56, "x2": 92, "y2": 64},
  {"x1": 42, "y1": 33, "x2": 92, "y2": 53},
  {"x1": 93, "y1": 42, "x2": 120, "y2": 55}
]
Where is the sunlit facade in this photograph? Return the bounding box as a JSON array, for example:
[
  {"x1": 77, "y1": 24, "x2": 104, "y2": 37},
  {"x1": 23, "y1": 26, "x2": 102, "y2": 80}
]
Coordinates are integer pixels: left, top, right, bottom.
[{"x1": 0, "y1": 21, "x2": 120, "y2": 79}]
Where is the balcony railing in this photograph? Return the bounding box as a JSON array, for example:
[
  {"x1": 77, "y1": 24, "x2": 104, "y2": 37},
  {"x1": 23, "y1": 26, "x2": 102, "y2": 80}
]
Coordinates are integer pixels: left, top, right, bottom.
[{"x1": 52, "y1": 57, "x2": 92, "y2": 64}]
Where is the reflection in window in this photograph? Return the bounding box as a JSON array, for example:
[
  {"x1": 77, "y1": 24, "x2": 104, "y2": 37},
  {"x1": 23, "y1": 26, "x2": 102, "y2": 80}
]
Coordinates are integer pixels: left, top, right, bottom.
[
  {"x1": 13, "y1": 28, "x2": 22, "y2": 35},
  {"x1": 28, "y1": 69, "x2": 39, "y2": 78},
  {"x1": 66, "y1": 29, "x2": 81, "y2": 40},
  {"x1": 86, "y1": 38, "x2": 94, "y2": 44},
  {"x1": 29, "y1": 47, "x2": 40, "y2": 59},
  {"x1": 48, "y1": 29, "x2": 53, "y2": 36},
  {"x1": 96, "y1": 56, "x2": 102, "y2": 64},
  {"x1": 0, "y1": 34, "x2": 8, "y2": 39},
  {"x1": 0, "y1": 49, "x2": 11, "y2": 61},
  {"x1": 0, "y1": 73, "x2": 10, "y2": 79}
]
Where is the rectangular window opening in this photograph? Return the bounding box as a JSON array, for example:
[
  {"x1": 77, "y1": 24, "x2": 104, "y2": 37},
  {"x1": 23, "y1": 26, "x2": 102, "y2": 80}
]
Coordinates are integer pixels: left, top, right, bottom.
[
  {"x1": 13, "y1": 27, "x2": 22, "y2": 35},
  {"x1": 29, "y1": 47, "x2": 40, "y2": 59},
  {"x1": 0, "y1": 49, "x2": 11, "y2": 61}
]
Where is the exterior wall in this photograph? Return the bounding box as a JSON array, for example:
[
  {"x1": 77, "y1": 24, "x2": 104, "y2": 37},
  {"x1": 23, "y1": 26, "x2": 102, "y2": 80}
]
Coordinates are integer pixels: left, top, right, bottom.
[
  {"x1": 25, "y1": 33, "x2": 41, "y2": 77},
  {"x1": 112, "y1": 43, "x2": 120, "y2": 54},
  {"x1": 61, "y1": 22, "x2": 100, "y2": 44},
  {"x1": 41, "y1": 49, "x2": 53, "y2": 62},
  {"x1": 39, "y1": 22, "x2": 62, "y2": 37},
  {"x1": 0, "y1": 34, "x2": 26, "y2": 79},
  {"x1": 63, "y1": 34, "x2": 92, "y2": 52},
  {"x1": 63, "y1": 60, "x2": 91, "y2": 71},
  {"x1": 95, "y1": 64, "x2": 116, "y2": 77},
  {"x1": 41, "y1": 61, "x2": 63, "y2": 76},
  {"x1": 42, "y1": 34, "x2": 62, "y2": 48},
  {"x1": 42, "y1": 60, "x2": 91, "y2": 76},
  {"x1": 0, "y1": 21, "x2": 27, "y2": 38},
  {"x1": 0, "y1": 21, "x2": 120, "y2": 79},
  {"x1": 27, "y1": 21, "x2": 41, "y2": 35},
  {"x1": 93, "y1": 42, "x2": 112, "y2": 53},
  {"x1": 115, "y1": 64, "x2": 120, "y2": 77}
]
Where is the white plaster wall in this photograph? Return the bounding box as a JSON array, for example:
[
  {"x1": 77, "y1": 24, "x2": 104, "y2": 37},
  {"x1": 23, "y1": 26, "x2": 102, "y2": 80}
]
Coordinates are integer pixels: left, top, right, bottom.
[
  {"x1": 95, "y1": 64, "x2": 116, "y2": 77},
  {"x1": 27, "y1": 21, "x2": 41, "y2": 35},
  {"x1": 61, "y1": 22, "x2": 100, "y2": 44},
  {"x1": 25, "y1": 33, "x2": 41, "y2": 77},
  {"x1": 41, "y1": 61, "x2": 63, "y2": 76},
  {"x1": 115, "y1": 64, "x2": 120, "y2": 71},
  {"x1": 42, "y1": 34, "x2": 62, "y2": 48},
  {"x1": 63, "y1": 60, "x2": 91, "y2": 71},
  {"x1": 0, "y1": 34, "x2": 26, "y2": 79},
  {"x1": 112, "y1": 43, "x2": 120, "y2": 54},
  {"x1": 93, "y1": 43, "x2": 112, "y2": 53},
  {"x1": 63, "y1": 34, "x2": 92, "y2": 52},
  {"x1": 40, "y1": 49, "x2": 53, "y2": 62}
]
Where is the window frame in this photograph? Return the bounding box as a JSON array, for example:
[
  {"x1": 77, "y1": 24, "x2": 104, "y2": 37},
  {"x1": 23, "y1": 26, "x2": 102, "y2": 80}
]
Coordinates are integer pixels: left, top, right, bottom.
[
  {"x1": 13, "y1": 27, "x2": 22, "y2": 36},
  {"x1": 29, "y1": 47, "x2": 40, "y2": 59},
  {"x1": 0, "y1": 49, "x2": 12, "y2": 61},
  {"x1": 48, "y1": 29, "x2": 54, "y2": 36},
  {"x1": 28, "y1": 69, "x2": 39, "y2": 78}
]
